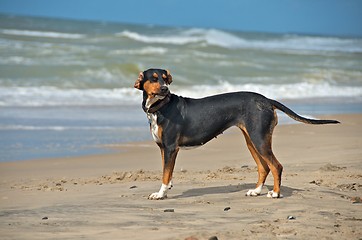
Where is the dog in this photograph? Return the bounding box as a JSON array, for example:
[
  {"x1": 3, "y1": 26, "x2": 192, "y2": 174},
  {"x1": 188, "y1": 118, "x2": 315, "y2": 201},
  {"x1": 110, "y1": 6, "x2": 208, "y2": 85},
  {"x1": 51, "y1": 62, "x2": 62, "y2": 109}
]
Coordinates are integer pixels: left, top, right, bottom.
[{"x1": 134, "y1": 68, "x2": 339, "y2": 200}]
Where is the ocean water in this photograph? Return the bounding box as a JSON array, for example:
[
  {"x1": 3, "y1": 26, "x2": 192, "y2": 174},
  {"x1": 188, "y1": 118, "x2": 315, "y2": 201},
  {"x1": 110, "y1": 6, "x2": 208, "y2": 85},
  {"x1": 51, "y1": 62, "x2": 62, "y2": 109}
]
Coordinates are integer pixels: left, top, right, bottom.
[{"x1": 0, "y1": 14, "x2": 361, "y2": 161}]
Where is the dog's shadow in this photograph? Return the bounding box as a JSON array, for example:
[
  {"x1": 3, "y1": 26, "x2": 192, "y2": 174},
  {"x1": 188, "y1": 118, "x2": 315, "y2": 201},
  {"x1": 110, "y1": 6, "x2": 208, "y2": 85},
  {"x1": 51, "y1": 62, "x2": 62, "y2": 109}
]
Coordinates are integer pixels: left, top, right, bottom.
[{"x1": 173, "y1": 183, "x2": 302, "y2": 199}]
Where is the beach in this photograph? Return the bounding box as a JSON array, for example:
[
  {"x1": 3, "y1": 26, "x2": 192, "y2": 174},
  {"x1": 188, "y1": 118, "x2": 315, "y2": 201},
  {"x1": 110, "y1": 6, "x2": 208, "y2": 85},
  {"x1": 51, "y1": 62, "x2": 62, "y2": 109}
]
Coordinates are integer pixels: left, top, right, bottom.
[
  {"x1": 1, "y1": 113, "x2": 361, "y2": 240},
  {"x1": 1, "y1": 14, "x2": 362, "y2": 239}
]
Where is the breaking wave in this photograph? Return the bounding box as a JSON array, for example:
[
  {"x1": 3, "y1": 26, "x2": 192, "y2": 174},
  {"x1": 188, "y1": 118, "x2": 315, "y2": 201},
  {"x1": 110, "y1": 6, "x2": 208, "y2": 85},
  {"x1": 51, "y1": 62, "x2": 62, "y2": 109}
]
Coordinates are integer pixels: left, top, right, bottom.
[
  {"x1": 1, "y1": 82, "x2": 361, "y2": 107},
  {"x1": 118, "y1": 28, "x2": 362, "y2": 53},
  {"x1": 0, "y1": 28, "x2": 85, "y2": 39}
]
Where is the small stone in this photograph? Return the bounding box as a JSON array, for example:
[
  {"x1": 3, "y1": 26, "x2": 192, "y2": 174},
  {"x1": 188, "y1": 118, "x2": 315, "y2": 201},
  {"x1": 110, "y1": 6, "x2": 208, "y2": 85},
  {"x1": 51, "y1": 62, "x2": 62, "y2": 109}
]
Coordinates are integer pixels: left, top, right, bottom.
[
  {"x1": 224, "y1": 207, "x2": 231, "y2": 211},
  {"x1": 42, "y1": 217, "x2": 48, "y2": 220},
  {"x1": 129, "y1": 185, "x2": 137, "y2": 189},
  {"x1": 351, "y1": 196, "x2": 362, "y2": 204},
  {"x1": 164, "y1": 209, "x2": 174, "y2": 212},
  {"x1": 208, "y1": 236, "x2": 218, "y2": 240},
  {"x1": 287, "y1": 215, "x2": 296, "y2": 220}
]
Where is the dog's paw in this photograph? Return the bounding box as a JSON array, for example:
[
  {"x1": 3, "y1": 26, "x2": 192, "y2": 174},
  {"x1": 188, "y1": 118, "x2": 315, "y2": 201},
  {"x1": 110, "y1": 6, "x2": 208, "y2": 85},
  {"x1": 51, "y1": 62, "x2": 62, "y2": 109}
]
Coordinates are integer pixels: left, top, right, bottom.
[
  {"x1": 267, "y1": 190, "x2": 283, "y2": 198},
  {"x1": 246, "y1": 189, "x2": 260, "y2": 196},
  {"x1": 148, "y1": 192, "x2": 167, "y2": 200},
  {"x1": 245, "y1": 185, "x2": 263, "y2": 196},
  {"x1": 148, "y1": 184, "x2": 169, "y2": 200}
]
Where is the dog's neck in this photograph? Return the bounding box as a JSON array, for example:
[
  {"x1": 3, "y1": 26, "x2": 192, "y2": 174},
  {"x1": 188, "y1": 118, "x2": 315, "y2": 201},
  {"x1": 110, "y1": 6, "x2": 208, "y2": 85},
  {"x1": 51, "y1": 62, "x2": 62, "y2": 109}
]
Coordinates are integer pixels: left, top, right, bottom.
[{"x1": 143, "y1": 93, "x2": 171, "y2": 113}]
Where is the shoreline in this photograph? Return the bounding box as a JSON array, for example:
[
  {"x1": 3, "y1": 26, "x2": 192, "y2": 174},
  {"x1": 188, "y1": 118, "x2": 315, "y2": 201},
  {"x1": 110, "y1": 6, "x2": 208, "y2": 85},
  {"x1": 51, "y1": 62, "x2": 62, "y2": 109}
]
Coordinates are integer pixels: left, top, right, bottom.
[
  {"x1": 2, "y1": 102, "x2": 361, "y2": 163},
  {"x1": 0, "y1": 113, "x2": 356, "y2": 171},
  {"x1": 0, "y1": 113, "x2": 361, "y2": 239},
  {"x1": 0, "y1": 112, "x2": 350, "y2": 165}
]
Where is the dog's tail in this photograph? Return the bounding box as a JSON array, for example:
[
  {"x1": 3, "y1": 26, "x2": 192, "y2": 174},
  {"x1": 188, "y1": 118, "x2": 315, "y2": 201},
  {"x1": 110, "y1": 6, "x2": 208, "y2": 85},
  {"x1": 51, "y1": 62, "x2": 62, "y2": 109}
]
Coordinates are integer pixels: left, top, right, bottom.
[{"x1": 270, "y1": 99, "x2": 340, "y2": 125}]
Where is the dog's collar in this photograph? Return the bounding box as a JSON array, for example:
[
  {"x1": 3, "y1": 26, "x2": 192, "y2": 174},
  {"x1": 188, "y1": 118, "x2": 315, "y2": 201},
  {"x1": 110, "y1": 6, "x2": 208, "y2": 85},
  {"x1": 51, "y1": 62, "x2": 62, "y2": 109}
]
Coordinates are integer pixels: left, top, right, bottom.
[{"x1": 145, "y1": 93, "x2": 171, "y2": 113}]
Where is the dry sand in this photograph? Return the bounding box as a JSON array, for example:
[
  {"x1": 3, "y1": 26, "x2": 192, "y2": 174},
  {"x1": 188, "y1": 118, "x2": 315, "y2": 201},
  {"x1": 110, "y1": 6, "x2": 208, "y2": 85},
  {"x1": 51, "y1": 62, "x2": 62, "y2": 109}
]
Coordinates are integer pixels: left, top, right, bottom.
[{"x1": 0, "y1": 114, "x2": 361, "y2": 240}]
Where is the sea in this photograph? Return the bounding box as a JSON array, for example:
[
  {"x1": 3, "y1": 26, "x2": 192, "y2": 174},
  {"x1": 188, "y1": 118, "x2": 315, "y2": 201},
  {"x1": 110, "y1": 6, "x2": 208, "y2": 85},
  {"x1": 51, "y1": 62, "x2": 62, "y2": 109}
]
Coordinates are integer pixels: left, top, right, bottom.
[{"x1": 0, "y1": 14, "x2": 361, "y2": 161}]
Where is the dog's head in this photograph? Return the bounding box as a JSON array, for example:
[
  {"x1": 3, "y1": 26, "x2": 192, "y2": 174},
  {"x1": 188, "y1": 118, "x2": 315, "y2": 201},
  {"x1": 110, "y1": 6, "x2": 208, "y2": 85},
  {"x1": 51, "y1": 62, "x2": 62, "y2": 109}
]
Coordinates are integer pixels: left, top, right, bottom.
[{"x1": 134, "y1": 68, "x2": 173, "y2": 109}]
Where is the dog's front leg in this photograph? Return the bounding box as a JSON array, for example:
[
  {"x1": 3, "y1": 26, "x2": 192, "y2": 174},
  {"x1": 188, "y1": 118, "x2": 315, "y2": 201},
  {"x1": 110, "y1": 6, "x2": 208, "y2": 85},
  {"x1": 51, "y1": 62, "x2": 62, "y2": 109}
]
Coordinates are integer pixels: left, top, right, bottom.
[{"x1": 148, "y1": 146, "x2": 179, "y2": 200}]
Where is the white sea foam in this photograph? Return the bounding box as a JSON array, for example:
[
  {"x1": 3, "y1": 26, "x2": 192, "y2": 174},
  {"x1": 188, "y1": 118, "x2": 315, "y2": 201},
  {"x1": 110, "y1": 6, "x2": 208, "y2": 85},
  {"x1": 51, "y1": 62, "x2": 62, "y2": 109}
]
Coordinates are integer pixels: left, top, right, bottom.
[
  {"x1": 110, "y1": 47, "x2": 168, "y2": 55},
  {"x1": 0, "y1": 29, "x2": 85, "y2": 39},
  {"x1": 0, "y1": 87, "x2": 141, "y2": 107},
  {"x1": 117, "y1": 28, "x2": 362, "y2": 53},
  {"x1": 0, "y1": 125, "x2": 120, "y2": 131},
  {"x1": 0, "y1": 82, "x2": 361, "y2": 107},
  {"x1": 245, "y1": 35, "x2": 362, "y2": 53},
  {"x1": 175, "y1": 82, "x2": 362, "y2": 100},
  {"x1": 117, "y1": 30, "x2": 202, "y2": 45},
  {"x1": 0, "y1": 56, "x2": 34, "y2": 65}
]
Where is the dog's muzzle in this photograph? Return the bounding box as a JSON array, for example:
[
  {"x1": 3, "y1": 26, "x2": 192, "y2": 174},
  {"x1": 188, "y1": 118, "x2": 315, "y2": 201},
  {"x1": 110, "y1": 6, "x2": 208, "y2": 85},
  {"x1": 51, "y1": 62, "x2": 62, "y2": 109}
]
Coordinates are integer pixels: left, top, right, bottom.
[
  {"x1": 145, "y1": 87, "x2": 171, "y2": 113},
  {"x1": 159, "y1": 86, "x2": 169, "y2": 96}
]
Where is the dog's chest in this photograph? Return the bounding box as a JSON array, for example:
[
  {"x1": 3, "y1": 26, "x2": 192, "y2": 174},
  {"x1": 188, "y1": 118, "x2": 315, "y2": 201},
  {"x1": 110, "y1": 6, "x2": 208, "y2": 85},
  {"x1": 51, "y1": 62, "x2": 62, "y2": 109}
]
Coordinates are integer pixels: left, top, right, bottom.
[{"x1": 147, "y1": 113, "x2": 161, "y2": 143}]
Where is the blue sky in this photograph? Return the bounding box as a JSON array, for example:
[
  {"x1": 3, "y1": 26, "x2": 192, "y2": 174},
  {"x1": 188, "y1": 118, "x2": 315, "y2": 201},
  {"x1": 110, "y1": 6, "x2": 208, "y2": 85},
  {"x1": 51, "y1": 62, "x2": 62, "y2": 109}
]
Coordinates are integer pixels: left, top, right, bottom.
[{"x1": 0, "y1": 0, "x2": 361, "y2": 37}]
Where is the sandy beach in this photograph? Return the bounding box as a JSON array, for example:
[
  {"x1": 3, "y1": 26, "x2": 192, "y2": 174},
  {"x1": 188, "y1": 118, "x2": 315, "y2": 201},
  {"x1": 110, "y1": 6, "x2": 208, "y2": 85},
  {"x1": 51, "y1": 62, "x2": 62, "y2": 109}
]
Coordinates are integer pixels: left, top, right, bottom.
[{"x1": 0, "y1": 113, "x2": 361, "y2": 240}]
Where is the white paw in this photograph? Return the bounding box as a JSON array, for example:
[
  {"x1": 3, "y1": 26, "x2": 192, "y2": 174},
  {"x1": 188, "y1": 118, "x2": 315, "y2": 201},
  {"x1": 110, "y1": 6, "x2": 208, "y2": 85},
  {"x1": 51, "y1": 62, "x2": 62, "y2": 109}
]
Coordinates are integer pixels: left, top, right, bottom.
[
  {"x1": 245, "y1": 184, "x2": 263, "y2": 196},
  {"x1": 246, "y1": 189, "x2": 260, "y2": 196},
  {"x1": 148, "y1": 184, "x2": 169, "y2": 200},
  {"x1": 148, "y1": 192, "x2": 167, "y2": 200},
  {"x1": 267, "y1": 190, "x2": 283, "y2": 198}
]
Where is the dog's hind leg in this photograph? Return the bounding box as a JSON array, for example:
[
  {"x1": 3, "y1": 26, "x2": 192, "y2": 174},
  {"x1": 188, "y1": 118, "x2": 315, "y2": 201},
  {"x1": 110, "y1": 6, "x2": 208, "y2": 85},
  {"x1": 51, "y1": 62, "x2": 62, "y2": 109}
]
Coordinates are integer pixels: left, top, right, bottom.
[
  {"x1": 264, "y1": 152, "x2": 283, "y2": 198},
  {"x1": 257, "y1": 146, "x2": 283, "y2": 198},
  {"x1": 242, "y1": 109, "x2": 283, "y2": 198},
  {"x1": 249, "y1": 126, "x2": 283, "y2": 198},
  {"x1": 241, "y1": 128, "x2": 270, "y2": 196}
]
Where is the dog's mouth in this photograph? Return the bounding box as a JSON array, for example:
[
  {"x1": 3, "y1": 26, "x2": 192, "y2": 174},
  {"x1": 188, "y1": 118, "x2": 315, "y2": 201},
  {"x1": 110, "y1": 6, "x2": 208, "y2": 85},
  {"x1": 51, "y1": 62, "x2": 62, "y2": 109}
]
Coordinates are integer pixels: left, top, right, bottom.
[
  {"x1": 151, "y1": 87, "x2": 170, "y2": 98},
  {"x1": 151, "y1": 92, "x2": 167, "y2": 98},
  {"x1": 146, "y1": 90, "x2": 170, "y2": 109},
  {"x1": 148, "y1": 96, "x2": 164, "y2": 108}
]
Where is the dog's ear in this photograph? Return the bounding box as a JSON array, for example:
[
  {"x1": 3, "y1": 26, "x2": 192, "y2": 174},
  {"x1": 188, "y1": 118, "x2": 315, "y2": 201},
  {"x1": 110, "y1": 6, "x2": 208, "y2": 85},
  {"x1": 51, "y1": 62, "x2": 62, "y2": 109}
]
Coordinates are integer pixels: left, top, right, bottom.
[
  {"x1": 134, "y1": 72, "x2": 144, "y2": 90},
  {"x1": 164, "y1": 69, "x2": 172, "y2": 85}
]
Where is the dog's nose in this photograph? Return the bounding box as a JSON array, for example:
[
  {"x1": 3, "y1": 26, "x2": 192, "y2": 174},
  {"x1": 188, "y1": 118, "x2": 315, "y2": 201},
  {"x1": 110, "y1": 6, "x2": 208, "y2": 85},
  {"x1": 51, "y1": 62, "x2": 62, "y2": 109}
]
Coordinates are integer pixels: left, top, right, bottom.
[{"x1": 160, "y1": 86, "x2": 168, "y2": 93}]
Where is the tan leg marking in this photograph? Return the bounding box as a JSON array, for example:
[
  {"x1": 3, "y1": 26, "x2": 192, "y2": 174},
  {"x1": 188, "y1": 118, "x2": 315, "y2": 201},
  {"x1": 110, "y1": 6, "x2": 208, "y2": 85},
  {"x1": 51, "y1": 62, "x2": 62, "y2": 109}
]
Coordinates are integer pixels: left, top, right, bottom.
[
  {"x1": 148, "y1": 148, "x2": 179, "y2": 200},
  {"x1": 241, "y1": 128, "x2": 270, "y2": 196}
]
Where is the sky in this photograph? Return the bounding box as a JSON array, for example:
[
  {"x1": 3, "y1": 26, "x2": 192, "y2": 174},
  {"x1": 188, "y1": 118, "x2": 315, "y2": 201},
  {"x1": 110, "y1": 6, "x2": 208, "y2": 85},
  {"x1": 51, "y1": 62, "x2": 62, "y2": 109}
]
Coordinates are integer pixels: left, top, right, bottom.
[{"x1": 0, "y1": 0, "x2": 361, "y2": 37}]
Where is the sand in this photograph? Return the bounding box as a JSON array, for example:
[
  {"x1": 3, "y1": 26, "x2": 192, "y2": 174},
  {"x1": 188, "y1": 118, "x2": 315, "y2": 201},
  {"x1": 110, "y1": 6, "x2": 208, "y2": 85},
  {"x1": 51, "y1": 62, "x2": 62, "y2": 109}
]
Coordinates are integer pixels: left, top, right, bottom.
[{"x1": 0, "y1": 114, "x2": 361, "y2": 240}]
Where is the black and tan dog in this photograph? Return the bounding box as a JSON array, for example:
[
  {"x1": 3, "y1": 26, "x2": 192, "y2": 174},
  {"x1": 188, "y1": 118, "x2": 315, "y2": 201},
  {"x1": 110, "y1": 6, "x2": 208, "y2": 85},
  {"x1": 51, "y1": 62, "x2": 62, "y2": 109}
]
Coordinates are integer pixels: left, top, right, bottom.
[{"x1": 134, "y1": 68, "x2": 339, "y2": 200}]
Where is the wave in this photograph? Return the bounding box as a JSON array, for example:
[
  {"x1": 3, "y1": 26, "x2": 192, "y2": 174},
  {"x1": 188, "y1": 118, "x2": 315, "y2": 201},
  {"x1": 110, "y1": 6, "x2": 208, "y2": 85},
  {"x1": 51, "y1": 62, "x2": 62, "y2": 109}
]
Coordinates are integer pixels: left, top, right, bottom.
[
  {"x1": 0, "y1": 125, "x2": 122, "y2": 131},
  {"x1": 0, "y1": 87, "x2": 141, "y2": 107},
  {"x1": 175, "y1": 82, "x2": 362, "y2": 100},
  {"x1": 255, "y1": 35, "x2": 362, "y2": 53},
  {"x1": 0, "y1": 56, "x2": 34, "y2": 65},
  {"x1": 117, "y1": 28, "x2": 362, "y2": 53},
  {"x1": 117, "y1": 29, "x2": 245, "y2": 47},
  {"x1": 1, "y1": 82, "x2": 361, "y2": 107},
  {"x1": 110, "y1": 46, "x2": 168, "y2": 55},
  {"x1": 117, "y1": 30, "x2": 202, "y2": 45},
  {"x1": 0, "y1": 29, "x2": 85, "y2": 39}
]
